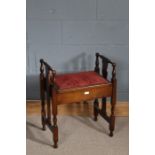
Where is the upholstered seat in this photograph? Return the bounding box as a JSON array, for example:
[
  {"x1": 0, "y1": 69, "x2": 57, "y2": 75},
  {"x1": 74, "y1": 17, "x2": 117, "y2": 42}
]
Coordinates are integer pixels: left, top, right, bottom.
[{"x1": 55, "y1": 71, "x2": 109, "y2": 90}]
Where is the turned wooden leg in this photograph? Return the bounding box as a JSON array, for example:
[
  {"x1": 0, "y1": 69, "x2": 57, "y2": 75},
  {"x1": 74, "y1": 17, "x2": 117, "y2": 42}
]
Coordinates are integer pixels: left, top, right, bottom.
[
  {"x1": 40, "y1": 89, "x2": 46, "y2": 130},
  {"x1": 41, "y1": 93, "x2": 46, "y2": 130},
  {"x1": 52, "y1": 89, "x2": 58, "y2": 148},
  {"x1": 101, "y1": 97, "x2": 107, "y2": 115},
  {"x1": 47, "y1": 89, "x2": 51, "y2": 125},
  {"x1": 109, "y1": 103, "x2": 115, "y2": 137},
  {"x1": 94, "y1": 99, "x2": 99, "y2": 121},
  {"x1": 53, "y1": 116, "x2": 58, "y2": 148},
  {"x1": 40, "y1": 69, "x2": 46, "y2": 130},
  {"x1": 109, "y1": 80, "x2": 116, "y2": 137}
]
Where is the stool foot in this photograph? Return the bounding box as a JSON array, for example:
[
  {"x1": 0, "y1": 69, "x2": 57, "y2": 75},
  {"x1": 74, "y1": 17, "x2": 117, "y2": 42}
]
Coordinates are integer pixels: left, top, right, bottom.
[
  {"x1": 53, "y1": 126, "x2": 58, "y2": 148},
  {"x1": 42, "y1": 125, "x2": 46, "y2": 131},
  {"x1": 109, "y1": 131, "x2": 113, "y2": 137},
  {"x1": 94, "y1": 117, "x2": 97, "y2": 121},
  {"x1": 109, "y1": 116, "x2": 115, "y2": 137},
  {"x1": 53, "y1": 143, "x2": 58, "y2": 148},
  {"x1": 41, "y1": 116, "x2": 46, "y2": 131}
]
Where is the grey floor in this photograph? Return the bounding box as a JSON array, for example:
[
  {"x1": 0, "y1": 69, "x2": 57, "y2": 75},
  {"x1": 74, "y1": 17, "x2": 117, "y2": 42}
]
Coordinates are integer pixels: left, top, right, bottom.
[{"x1": 27, "y1": 116, "x2": 129, "y2": 155}]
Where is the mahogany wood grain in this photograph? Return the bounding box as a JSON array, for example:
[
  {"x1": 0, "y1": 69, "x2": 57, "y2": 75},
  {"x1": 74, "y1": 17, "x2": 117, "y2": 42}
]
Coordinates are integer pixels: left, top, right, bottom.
[{"x1": 56, "y1": 84, "x2": 112, "y2": 105}]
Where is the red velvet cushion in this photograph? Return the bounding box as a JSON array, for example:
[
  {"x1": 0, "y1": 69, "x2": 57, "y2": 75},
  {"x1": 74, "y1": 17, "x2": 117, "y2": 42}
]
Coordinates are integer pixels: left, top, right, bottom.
[{"x1": 55, "y1": 71, "x2": 109, "y2": 90}]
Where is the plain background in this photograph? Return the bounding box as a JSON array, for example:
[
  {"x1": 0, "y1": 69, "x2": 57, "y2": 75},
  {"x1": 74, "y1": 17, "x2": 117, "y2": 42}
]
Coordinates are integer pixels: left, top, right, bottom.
[
  {"x1": 1, "y1": 0, "x2": 155, "y2": 155},
  {"x1": 26, "y1": 0, "x2": 129, "y2": 101}
]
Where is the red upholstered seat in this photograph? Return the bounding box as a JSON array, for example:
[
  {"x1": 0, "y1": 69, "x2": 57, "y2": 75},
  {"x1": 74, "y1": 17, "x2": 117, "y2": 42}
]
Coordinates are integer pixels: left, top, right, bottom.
[{"x1": 55, "y1": 71, "x2": 109, "y2": 90}]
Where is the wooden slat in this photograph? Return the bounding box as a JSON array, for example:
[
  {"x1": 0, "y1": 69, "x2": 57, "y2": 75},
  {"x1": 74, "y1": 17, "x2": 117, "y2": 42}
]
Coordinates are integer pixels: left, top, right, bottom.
[{"x1": 26, "y1": 100, "x2": 128, "y2": 117}]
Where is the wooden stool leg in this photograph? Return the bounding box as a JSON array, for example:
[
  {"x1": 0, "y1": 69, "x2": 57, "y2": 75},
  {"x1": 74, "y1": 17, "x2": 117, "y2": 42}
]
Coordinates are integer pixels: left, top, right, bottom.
[
  {"x1": 53, "y1": 116, "x2": 58, "y2": 148},
  {"x1": 47, "y1": 91, "x2": 51, "y2": 125},
  {"x1": 109, "y1": 102, "x2": 115, "y2": 137},
  {"x1": 94, "y1": 99, "x2": 99, "y2": 121},
  {"x1": 52, "y1": 89, "x2": 58, "y2": 148},
  {"x1": 101, "y1": 97, "x2": 106, "y2": 115},
  {"x1": 41, "y1": 93, "x2": 46, "y2": 130},
  {"x1": 40, "y1": 69, "x2": 46, "y2": 130},
  {"x1": 40, "y1": 91, "x2": 46, "y2": 130},
  {"x1": 109, "y1": 80, "x2": 116, "y2": 137},
  {"x1": 46, "y1": 69, "x2": 52, "y2": 125}
]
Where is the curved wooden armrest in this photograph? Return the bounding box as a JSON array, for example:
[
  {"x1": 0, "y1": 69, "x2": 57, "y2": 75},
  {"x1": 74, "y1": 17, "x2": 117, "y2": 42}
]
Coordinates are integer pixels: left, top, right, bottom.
[
  {"x1": 95, "y1": 53, "x2": 116, "y2": 81},
  {"x1": 40, "y1": 59, "x2": 56, "y2": 84}
]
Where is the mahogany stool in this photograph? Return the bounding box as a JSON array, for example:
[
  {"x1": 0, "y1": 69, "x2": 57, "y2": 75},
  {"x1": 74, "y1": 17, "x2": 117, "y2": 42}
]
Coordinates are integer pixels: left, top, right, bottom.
[{"x1": 40, "y1": 53, "x2": 117, "y2": 148}]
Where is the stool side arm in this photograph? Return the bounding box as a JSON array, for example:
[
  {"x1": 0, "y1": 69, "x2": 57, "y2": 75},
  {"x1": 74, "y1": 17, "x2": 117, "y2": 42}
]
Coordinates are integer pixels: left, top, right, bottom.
[
  {"x1": 40, "y1": 59, "x2": 56, "y2": 85},
  {"x1": 95, "y1": 53, "x2": 116, "y2": 82}
]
